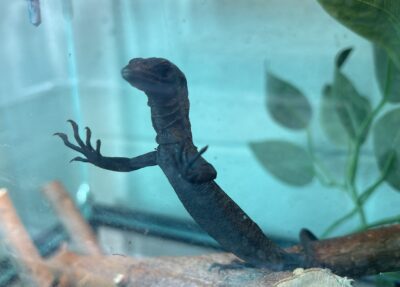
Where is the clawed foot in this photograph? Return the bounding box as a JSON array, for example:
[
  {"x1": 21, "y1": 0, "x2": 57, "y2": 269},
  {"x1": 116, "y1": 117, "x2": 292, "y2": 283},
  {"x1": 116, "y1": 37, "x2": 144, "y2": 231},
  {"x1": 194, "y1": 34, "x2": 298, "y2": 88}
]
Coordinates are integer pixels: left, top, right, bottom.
[
  {"x1": 178, "y1": 145, "x2": 217, "y2": 183},
  {"x1": 54, "y1": 119, "x2": 102, "y2": 164},
  {"x1": 209, "y1": 259, "x2": 254, "y2": 272}
]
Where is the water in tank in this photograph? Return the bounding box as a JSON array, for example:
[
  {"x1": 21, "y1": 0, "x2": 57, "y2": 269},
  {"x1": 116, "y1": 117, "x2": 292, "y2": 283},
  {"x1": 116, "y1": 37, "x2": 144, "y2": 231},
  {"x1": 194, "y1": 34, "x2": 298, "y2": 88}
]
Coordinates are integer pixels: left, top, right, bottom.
[{"x1": 0, "y1": 1, "x2": 399, "y2": 286}]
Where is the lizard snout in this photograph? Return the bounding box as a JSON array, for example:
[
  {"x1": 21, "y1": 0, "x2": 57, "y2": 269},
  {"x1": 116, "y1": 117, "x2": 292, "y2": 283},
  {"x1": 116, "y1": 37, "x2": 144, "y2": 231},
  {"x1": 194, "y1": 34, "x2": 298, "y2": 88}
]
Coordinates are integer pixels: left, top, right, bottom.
[{"x1": 121, "y1": 65, "x2": 133, "y2": 81}]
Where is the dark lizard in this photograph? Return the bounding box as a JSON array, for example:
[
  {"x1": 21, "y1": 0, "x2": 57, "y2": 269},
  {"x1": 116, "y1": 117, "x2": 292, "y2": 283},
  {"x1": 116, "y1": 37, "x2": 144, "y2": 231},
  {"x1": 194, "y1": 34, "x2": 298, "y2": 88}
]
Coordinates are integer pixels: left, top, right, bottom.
[{"x1": 55, "y1": 57, "x2": 304, "y2": 271}]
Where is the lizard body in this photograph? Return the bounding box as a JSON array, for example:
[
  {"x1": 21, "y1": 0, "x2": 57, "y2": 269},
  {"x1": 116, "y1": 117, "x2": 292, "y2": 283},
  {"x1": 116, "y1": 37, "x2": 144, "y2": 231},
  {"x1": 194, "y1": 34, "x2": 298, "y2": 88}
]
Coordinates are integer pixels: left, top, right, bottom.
[{"x1": 55, "y1": 57, "x2": 302, "y2": 271}]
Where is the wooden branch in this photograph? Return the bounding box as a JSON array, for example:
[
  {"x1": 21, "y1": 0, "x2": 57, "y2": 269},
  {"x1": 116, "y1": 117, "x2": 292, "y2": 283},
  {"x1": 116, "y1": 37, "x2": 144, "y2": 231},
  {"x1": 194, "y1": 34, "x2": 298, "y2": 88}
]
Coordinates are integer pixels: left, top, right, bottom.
[
  {"x1": 44, "y1": 250, "x2": 352, "y2": 287},
  {"x1": 44, "y1": 224, "x2": 398, "y2": 283},
  {"x1": 287, "y1": 224, "x2": 400, "y2": 277},
  {"x1": 42, "y1": 181, "x2": 102, "y2": 255},
  {"x1": 0, "y1": 188, "x2": 54, "y2": 287},
  {"x1": 38, "y1": 180, "x2": 400, "y2": 278},
  {"x1": 39, "y1": 180, "x2": 400, "y2": 278}
]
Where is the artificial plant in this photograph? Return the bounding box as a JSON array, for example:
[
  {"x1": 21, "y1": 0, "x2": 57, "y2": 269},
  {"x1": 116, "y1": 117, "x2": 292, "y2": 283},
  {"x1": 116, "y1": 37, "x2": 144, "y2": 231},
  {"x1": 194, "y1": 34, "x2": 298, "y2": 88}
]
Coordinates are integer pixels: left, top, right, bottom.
[
  {"x1": 250, "y1": 45, "x2": 400, "y2": 236},
  {"x1": 250, "y1": 0, "x2": 400, "y2": 283}
]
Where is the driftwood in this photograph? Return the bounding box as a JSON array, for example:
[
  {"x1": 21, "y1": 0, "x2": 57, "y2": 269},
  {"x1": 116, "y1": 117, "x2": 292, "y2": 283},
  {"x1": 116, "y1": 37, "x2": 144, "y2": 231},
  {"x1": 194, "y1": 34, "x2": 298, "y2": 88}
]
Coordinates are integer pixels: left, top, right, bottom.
[
  {"x1": 287, "y1": 224, "x2": 400, "y2": 277},
  {"x1": 4, "y1": 248, "x2": 352, "y2": 287},
  {"x1": 0, "y1": 189, "x2": 54, "y2": 287},
  {"x1": 41, "y1": 181, "x2": 400, "y2": 277},
  {"x1": 0, "y1": 184, "x2": 352, "y2": 286},
  {"x1": 42, "y1": 181, "x2": 102, "y2": 255},
  {"x1": 40, "y1": 223, "x2": 399, "y2": 286},
  {"x1": 44, "y1": 250, "x2": 353, "y2": 287},
  {"x1": 1, "y1": 181, "x2": 400, "y2": 286},
  {"x1": 40, "y1": 181, "x2": 400, "y2": 279}
]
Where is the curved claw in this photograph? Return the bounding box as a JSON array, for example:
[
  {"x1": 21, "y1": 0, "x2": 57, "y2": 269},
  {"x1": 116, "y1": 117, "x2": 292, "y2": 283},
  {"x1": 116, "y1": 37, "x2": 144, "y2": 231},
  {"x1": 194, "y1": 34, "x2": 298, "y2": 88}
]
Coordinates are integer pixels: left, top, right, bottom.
[
  {"x1": 53, "y1": 132, "x2": 67, "y2": 140},
  {"x1": 85, "y1": 127, "x2": 93, "y2": 149},
  {"x1": 54, "y1": 132, "x2": 82, "y2": 152},
  {"x1": 185, "y1": 145, "x2": 209, "y2": 171},
  {"x1": 181, "y1": 145, "x2": 217, "y2": 183},
  {"x1": 96, "y1": 139, "x2": 101, "y2": 154},
  {"x1": 56, "y1": 120, "x2": 102, "y2": 165},
  {"x1": 67, "y1": 119, "x2": 85, "y2": 148},
  {"x1": 70, "y1": 156, "x2": 89, "y2": 163}
]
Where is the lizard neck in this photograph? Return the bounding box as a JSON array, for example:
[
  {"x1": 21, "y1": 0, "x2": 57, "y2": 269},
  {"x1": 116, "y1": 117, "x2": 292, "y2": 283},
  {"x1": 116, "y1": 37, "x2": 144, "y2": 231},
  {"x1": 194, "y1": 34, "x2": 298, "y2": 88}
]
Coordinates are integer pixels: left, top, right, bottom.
[{"x1": 146, "y1": 87, "x2": 193, "y2": 145}]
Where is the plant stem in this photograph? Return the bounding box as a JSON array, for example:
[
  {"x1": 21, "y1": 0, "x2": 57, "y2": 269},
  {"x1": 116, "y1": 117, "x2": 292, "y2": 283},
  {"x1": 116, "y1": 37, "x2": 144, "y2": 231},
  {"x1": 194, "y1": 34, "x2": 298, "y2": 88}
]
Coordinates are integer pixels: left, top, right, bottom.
[
  {"x1": 363, "y1": 215, "x2": 400, "y2": 230},
  {"x1": 321, "y1": 207, "x2": 358, "y2": 238},
  {"x1": 360, "y1": 151, "x2": 395, "y2": 204},
  {"x1": 349, "y1": 61, "x2": 392, "y2": 184},
  {"x1": 306, "y1": 128, "x2": 345, "y2": 189},
  {"x1": 343, "y1": 60, "x2": 395, "y2": 232},
  {"x1": 342, "y1": 61, "x2": 393, "y2": 229},
  {"x1": 305, "y1": 127, "x2": 359, "y2": 235},
  {"x1": 344, "y1": 141, "x2": 367, "y2": 228},
  {"x1": 349, "y1": 184, "x2": 367, "y2": 227},
  {"x1": 346, "y1": 96, "x2": 387, "y2": 188},
  {"x1": 321, "y1": 57, "x2": 394, "y2": 236}
]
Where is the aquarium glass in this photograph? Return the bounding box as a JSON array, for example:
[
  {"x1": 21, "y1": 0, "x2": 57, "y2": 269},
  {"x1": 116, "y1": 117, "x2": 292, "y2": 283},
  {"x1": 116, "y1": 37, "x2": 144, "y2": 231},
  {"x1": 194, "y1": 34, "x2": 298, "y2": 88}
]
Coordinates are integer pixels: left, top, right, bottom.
[{"x1": 0, "y1": 0, "x2": 399, "y2": 285}]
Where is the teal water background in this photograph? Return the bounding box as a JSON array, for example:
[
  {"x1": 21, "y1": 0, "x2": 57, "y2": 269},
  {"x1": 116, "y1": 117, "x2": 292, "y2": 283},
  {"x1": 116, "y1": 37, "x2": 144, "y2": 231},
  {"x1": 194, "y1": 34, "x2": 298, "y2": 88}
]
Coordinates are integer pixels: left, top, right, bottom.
[{"x1": 0, "y1": 0, "x2": 395, "y2": 246}]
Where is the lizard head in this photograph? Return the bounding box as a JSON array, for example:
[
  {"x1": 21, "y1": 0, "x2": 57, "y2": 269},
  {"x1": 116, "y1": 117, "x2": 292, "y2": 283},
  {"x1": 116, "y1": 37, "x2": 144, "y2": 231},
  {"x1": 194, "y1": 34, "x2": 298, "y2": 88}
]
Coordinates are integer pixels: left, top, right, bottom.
[{"x1": 121, "y1": 57, "x2": 187, "y2": 99}]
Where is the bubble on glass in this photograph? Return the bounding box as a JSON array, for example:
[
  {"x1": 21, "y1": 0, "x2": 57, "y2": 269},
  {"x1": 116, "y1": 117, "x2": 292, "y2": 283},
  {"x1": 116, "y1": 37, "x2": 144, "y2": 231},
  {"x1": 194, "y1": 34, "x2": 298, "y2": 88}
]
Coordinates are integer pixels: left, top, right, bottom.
[
  {"x1": 27, "y1": 0, "x2": 41, "y2": 27},
  {"x1": 76, "y1": 182, "x2": 90, "y2": 206}
]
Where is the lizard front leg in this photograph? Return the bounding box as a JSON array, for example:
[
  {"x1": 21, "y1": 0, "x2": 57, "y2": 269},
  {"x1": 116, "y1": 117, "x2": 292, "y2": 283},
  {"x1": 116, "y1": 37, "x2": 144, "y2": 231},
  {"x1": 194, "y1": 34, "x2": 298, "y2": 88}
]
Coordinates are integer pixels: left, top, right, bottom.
[{"x1": 55, "y1": 119, "x2": 157, "y2": 172}]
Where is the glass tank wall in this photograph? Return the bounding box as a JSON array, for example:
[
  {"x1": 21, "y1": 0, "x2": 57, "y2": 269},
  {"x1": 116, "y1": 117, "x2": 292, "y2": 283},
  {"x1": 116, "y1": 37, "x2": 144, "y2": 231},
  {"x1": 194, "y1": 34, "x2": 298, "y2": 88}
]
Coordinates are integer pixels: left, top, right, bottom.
[{"x1": 0, "y1": 0, "x2": 399, "y2": 285}]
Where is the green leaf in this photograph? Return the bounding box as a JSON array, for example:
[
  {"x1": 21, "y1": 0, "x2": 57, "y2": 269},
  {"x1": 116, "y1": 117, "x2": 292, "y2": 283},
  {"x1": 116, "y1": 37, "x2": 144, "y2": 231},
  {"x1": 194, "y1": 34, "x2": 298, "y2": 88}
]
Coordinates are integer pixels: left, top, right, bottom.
[
  {"x1": 266, "y1": 73, "x2": 312, "y2": 130},
  {"x1": 332, "y1": 72, "x2": 372, "y2": 141},
  {"x1": 249, "y1": 140, "x2": 314, "y2": 186},
  {"x1": 317, "y1": 0, "x2": 400, "y2": 69},
  {"x1": 320, "y1": 84, "x2": 351, "y2": 146},
  {"x1": 331, "y1": 49, "x2": 372, "y2": 142},
  {"x1": 374, "y1": 45, "x2": 400, "y2": 102},
  {"x1": 373, "y1": 108, "x2": 400, "y2": 191}
]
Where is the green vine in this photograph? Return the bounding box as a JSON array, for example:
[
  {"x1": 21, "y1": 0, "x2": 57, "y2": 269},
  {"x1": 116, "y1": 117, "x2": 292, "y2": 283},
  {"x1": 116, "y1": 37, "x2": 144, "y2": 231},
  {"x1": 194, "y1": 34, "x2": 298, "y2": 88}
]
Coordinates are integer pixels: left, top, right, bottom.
[
  {"x1": 319, "y1": 59, "x2": 394, "y2": 236},
  {"x1": 250, "y1": 47, "x2": 399, "y2": 239}
]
